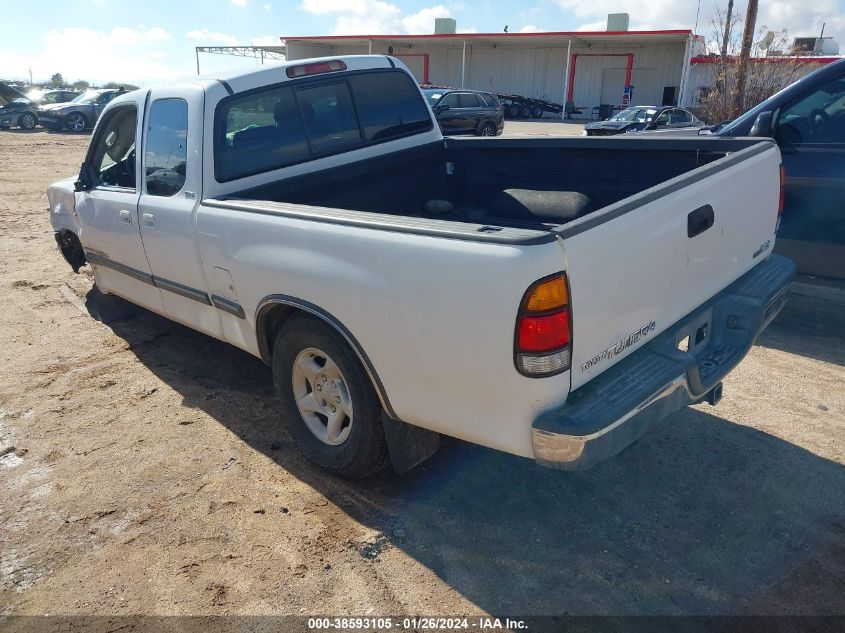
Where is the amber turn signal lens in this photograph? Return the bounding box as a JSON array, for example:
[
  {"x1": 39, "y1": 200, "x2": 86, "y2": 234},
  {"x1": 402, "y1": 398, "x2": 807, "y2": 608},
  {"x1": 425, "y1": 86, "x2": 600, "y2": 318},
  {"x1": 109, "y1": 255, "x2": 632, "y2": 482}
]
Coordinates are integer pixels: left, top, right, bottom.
[{"x1": 524, "y1": 276, "x2": 568, "y2": 312}]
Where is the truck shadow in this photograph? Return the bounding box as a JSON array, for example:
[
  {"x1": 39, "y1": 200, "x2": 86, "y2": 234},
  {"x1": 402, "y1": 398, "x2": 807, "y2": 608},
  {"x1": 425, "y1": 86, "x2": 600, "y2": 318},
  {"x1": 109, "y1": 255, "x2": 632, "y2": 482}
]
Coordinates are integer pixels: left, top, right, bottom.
[
  {"x1": 84, "y1": 287, "x2": 845, "y2": 616},
  {"x1": 755, "y1": 288, "x2": 845, "y2": 367}
]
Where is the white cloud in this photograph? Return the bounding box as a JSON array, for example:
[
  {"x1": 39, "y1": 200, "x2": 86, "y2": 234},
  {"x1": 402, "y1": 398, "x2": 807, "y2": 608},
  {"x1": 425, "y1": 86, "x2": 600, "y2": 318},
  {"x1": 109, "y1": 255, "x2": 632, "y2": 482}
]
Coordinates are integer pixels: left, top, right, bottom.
[
  {"x1": 262, "y1": 3, "x2": 272, "y2": 10},
  {"x1": 553, "y1": 0, "x2": 843, "y2": 40},
  {"x1": 402, "y1": 5, "x2": 451, "y2": 33},
  {"x1": 518, "y1": 25, "x2": 540, "y2": 33},
  {"x1": 231, "y1": 0, "x2": 249, "y2": 7},
  {"x1": 300, "y1": 1, "x2": 452, "y2": 35},
  {"x1": 251, "y1": 34, "x2": 281, "y2": 46},
  {"x1": 186, "y1": 28, "x2": 239, "y2": 46},
  {"x1": 0, "y1": 26, "x2": 186, "y2": 85}
]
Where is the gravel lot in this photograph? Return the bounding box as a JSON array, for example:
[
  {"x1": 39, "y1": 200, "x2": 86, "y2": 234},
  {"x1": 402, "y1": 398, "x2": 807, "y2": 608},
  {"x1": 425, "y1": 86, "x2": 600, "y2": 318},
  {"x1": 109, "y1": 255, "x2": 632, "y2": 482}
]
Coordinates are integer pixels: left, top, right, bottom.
[{"x1": 0, "y1": 128, "x2": 843, "y2": 624}]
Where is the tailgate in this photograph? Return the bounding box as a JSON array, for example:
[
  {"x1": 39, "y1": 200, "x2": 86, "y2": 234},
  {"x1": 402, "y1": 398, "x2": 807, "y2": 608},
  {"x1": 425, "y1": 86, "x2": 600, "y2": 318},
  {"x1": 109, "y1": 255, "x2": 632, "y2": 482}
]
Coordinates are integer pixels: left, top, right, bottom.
[{"x1": 559, "y1": 141, "x2": 781, "y2": 390}]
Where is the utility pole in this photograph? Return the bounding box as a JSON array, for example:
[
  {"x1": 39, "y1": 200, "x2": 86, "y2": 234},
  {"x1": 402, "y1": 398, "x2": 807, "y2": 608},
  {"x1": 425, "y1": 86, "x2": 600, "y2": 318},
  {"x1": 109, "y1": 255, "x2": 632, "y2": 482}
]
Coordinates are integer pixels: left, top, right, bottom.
[
  {"x1": 733, "y1": 0, "x2": 758, "y2": 115},
  {"x1": 720, "y1": 0, "x2": 734, "y2": 58}
]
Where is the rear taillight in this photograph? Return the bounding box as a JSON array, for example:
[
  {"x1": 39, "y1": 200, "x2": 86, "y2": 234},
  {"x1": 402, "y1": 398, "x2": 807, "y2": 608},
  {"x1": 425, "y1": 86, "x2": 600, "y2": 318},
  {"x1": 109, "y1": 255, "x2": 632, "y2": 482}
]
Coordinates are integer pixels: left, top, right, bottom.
[
  {"x1": 778, "y1": 164, "x2": 786, "y2": 216},
  {"x1": 286, "y1": 60, "x2": 347, "y2": 78},
  {"x1": 515, "y1": 274, "x2": 571, "y2": 376}
]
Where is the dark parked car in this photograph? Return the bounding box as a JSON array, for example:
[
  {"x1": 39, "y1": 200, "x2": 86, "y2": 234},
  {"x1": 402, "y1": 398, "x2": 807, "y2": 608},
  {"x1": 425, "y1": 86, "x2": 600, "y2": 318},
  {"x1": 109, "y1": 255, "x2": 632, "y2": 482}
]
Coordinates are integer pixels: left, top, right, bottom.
[
  {"x1": 0, "y1": 89, "x2": 78, "y2": 130},
  {"x1": 422, "y1": 88, "x2": 504, "y2": 136},
  {"x1": 584, "y1": 105, "x2": 703, "y2": 136},
  {"x1": 711, "y1": 58, "x2": 845, "y2": 280},
  {"x1": 37, "y1": 89, "x2": 122, "y2": 132}
]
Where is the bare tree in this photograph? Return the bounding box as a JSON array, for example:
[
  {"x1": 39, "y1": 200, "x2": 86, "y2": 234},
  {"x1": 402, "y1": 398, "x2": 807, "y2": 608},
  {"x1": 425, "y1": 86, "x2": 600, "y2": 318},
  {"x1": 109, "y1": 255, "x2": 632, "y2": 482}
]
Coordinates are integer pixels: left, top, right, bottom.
[
  {"x1": 719, "y1": 0, "x2": 734, "y2": 58},
  {"x1": 698, "y1": 3, "x2": 801, "y2": 123}
]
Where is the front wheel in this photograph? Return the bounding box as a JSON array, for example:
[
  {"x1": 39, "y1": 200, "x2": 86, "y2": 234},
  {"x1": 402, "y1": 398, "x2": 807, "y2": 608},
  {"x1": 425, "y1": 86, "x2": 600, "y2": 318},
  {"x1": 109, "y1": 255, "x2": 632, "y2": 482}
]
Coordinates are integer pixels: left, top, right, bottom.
[
  {"x1": 272, "y1": 315, "x2": 389, "y2": 478},
  {"x1": 65, "y1": 113, "x2": 87, "y2": 133},
  {"x1": 19, "y1": 112, "x2": 37, "y2": 130}
]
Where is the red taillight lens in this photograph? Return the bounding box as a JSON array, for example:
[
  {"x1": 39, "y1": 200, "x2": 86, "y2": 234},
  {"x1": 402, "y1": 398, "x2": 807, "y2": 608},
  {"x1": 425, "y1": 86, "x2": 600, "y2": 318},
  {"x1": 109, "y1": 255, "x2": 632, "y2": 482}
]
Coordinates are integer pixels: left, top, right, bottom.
[
  {"x1": 778, "y1": 164, "x2": 786, "y2": 215},
  {"x1": 515, "y1": 273, "x2": 572, "y2": 376},
  {"x1": 518, "y1": 310, "x2": 570, "y2": 352},
  {"x1": 286, "y1": 60, "x2": 348, "y2": 78}
]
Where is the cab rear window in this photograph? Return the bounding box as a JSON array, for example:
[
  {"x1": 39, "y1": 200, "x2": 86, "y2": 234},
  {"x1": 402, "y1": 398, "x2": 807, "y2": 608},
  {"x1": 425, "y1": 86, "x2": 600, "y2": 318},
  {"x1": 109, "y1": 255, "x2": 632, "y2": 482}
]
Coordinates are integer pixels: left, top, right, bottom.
[{"x1": 215, "y1": 69, "x2": 433, "y2": 182}]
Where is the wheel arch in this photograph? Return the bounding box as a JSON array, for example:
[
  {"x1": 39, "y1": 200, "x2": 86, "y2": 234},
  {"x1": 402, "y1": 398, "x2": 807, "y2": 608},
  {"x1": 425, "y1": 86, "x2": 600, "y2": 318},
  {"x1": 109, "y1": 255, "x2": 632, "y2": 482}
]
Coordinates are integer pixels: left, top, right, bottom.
[{"x1": 255, "y1": 295, "x2": 397, "y2": 419}]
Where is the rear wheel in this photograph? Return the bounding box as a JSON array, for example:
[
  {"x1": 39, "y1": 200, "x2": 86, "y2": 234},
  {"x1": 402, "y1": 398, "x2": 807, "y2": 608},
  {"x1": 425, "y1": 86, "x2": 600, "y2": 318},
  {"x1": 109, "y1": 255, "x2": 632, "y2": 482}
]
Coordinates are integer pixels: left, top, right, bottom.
[
  {"x1": 531, "y1": 106, "x2": 543, "y2": 119},
  {"x1": 18, "y1": 112, "x2": 37, "y2": 130},
  {"x1": 508, "y1": 103, "x2": 520, "y2": 118},
  {"x1": 479, "y1": 122, "x2": 497, "y2": 136},
  {"x1": 66, "y1": 113, "x2": 87, "y2": 133},
  {"x1": 521, "y1": 105, "x2": 531, "y2": 118},
  {"x1": 272, "y1": 315, "x2": 389, "y2": 478}
]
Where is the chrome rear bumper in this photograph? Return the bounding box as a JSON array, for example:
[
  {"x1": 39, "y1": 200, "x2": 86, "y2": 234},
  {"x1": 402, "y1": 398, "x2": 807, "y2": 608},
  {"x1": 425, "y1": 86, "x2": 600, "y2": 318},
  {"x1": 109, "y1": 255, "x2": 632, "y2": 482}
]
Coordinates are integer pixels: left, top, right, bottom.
[{"x1": 532, "y1": 254, "x2": 795, "y2": 470}]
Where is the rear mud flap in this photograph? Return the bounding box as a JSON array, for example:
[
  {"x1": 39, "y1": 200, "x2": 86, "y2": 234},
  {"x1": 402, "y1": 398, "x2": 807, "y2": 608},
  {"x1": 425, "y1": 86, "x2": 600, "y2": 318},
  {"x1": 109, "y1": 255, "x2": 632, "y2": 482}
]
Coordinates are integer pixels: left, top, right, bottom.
[{"x1": 380, "y1": 412, "x2": 440, "y2": 474}]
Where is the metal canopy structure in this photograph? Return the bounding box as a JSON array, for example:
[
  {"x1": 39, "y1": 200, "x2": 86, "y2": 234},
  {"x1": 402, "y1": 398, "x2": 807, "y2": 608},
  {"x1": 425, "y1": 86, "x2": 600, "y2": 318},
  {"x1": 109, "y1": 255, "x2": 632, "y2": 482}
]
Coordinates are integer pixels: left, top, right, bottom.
[{"x1": 195, "y1": 45, "x2": 286, "y2": 74}]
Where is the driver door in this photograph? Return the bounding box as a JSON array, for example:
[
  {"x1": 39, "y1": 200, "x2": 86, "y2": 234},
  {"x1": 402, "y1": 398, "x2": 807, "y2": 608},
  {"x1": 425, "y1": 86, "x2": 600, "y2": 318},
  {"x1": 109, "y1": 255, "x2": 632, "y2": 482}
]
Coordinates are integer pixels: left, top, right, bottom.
[
  {"x1": 774, "y1": 75, "x2": 845, "y2": 279},
  {"x1": 75, "y1": 92, "x2": 164, "y2": 313}
]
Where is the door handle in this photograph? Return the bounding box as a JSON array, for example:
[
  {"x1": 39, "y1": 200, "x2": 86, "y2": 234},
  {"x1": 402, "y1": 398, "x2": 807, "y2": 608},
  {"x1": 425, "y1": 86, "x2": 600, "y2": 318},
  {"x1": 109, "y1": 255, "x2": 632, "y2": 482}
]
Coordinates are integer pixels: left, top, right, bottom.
[
  {"x1": 688, "y1": 205, "x2": 714, "y2": 238},
  {"x1": 119, "y1": 209, "x2": 132, "y2": 225},
  {"x1": 141, "y1": 213, "x2": 155, "y2": 229}
]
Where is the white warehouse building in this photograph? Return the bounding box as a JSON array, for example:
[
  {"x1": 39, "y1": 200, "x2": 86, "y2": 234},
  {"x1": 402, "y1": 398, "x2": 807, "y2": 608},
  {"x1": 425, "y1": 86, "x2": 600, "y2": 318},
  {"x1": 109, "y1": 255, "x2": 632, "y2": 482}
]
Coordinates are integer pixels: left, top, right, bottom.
[{"x1": 283, "y1": 23, "x2": 706, "y2": 115}]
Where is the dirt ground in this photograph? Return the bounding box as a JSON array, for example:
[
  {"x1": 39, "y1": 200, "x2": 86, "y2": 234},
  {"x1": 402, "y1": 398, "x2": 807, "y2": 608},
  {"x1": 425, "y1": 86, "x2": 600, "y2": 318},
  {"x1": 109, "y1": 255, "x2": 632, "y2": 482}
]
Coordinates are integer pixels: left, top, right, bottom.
[{"x1": 0, "y1": 129, "x2": 843, "y2": 626}]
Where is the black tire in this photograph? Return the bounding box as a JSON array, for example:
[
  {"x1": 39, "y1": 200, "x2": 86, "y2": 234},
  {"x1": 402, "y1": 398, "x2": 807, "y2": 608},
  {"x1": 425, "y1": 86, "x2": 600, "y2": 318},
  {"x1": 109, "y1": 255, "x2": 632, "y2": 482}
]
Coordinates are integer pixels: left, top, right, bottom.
[
  {"x1": 531, "y1": 106, "x2": 543, "y2": 119},
  {"x1": 19, "y1": 112, "x2": 37, "y2": 130},
  {"x1": 272, "y1": 314, "x2": 389, "y2": 478},
  {"x1": 521, "y1": 105, "x2": 531, "y2": 118},
  {"x1": 508, "y1": 103, "x2": 520, "y2": 118},
  {"x1": 479, "y1": 122, "x2": 497, "y2": 136},
  {"x1": 66, "y1": 112, "x2": 87, "y2": 133}
]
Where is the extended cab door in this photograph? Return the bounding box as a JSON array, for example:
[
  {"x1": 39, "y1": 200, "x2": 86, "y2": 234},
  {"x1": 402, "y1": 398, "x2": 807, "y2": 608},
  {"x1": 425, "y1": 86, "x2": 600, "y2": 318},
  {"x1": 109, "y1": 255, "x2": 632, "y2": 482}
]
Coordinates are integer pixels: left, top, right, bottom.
[
  {"x1": 137, "y1": 86, "x2": 225, "y2": 338},
  {"x1": 75, "y1": 94, "x2": 164, "y2": 313},
  {"x1": 773, "y1": 74, "x2": 845, "y2": 279}
]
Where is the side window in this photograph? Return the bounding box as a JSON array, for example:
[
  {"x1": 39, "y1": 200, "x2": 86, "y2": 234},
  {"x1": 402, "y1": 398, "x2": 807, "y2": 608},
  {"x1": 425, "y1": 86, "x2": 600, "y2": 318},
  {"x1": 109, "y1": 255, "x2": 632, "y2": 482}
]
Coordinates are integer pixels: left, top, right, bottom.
[
  {"x1": 296, "y1": 82, "x2": 361, "y2": 154},
  {"x1": 88, "y1": 106, "x2": 137, "y2": 189},
  {"x1": 145, "y1": 99, "x2": 188, "y2": 197},
  {"x1": 655, "y1": 111, "x2": 670, "y2": 126},
  {"x1": 439, "y1": 93, "x2": 460, "y2": 109},
  {"x1": 216, "y1": 85, "x2": 309, "y2": 181},
  {"x1": 672, "y1": 109, "x2": 691, "y2": 124},
  {"x1": 777, "y1": 77, "x2": 845, "y2": 144},
  {"x1": 459, "y1": 93, "x2": 480, "y2": 108},
  {"x1": 349, "y1": 71, "x2": 432, "y2": 142},
  {"x1": 42, "y1": 93, "x2": 60, "y2": 104}
]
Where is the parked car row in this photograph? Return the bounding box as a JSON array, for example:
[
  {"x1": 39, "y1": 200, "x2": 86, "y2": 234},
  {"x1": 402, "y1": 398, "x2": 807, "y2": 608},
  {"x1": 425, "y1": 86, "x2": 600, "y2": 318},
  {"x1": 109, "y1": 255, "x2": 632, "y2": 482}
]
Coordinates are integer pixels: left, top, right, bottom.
[
  {"x1": 584, "y1": 105, "x2": 704, "y2": 136},
  {"x1": 0, "y1": 88, "x2": 123, "y2": 132}
]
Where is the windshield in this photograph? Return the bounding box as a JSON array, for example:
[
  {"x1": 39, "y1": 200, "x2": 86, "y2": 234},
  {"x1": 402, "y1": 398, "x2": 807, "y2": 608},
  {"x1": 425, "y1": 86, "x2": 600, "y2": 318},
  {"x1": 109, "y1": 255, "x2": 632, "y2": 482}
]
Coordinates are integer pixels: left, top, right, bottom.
[
  {"x1": 72, "y1": 91, "x2": 101, "y2": 105},
  {"x1": 422, "y1": 89, "x2": 445, "y2": 106},
  {"x1": 609, "y1": 107, "x2": 658, "y2": 122}
]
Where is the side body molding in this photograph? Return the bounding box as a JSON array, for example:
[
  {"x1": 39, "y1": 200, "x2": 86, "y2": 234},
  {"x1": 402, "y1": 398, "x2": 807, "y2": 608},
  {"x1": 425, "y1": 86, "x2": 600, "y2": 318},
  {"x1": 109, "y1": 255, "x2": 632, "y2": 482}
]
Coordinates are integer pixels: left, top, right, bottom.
[{"x1": 255, "y1": 294, "x2": 397, "y2": 419}]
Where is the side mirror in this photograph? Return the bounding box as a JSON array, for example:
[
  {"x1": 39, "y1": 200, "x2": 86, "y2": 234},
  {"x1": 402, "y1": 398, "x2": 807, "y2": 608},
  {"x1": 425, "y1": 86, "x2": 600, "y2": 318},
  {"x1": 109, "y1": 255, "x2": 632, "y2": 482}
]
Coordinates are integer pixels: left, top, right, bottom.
[
  {"x1": 434, "y1": 104, "x2": 449, "y2": 113},
  {"x1": 74, "y1": 163, "x2": 92, "y2": 192},
  {"x1": 749, "y1": 111, "x2": 774, "y2": 138}
]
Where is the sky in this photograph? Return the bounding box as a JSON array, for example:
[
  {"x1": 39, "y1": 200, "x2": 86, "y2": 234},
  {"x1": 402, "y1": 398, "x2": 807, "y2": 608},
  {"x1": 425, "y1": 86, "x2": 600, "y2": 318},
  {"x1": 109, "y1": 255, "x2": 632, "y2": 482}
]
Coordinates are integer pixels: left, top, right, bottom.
[{"x1": 1, "y1": 0, "x2": 843, "y2": 86}]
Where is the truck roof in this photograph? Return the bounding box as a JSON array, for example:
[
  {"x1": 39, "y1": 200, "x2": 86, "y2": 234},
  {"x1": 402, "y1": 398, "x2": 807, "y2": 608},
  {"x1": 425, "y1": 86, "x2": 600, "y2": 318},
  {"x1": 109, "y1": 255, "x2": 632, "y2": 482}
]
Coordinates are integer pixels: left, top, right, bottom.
[{"x1": 195, "y1": 55, "x2": 400, "y2": 95}]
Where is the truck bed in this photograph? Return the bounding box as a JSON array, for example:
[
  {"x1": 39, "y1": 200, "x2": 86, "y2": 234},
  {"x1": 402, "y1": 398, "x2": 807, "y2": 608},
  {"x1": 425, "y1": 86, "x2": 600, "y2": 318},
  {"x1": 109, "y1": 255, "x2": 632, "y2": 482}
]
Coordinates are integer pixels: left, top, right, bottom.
[{"x1": 224, "y1": 136, "x2": 772, "y2": 232}]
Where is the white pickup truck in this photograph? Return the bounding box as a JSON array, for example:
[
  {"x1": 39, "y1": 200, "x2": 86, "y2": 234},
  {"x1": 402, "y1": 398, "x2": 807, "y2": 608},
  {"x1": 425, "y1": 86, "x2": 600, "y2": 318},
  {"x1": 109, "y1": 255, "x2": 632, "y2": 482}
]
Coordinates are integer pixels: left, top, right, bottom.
[{"x1": 48, "y1": 55, "x2": 794, "y2": 477}]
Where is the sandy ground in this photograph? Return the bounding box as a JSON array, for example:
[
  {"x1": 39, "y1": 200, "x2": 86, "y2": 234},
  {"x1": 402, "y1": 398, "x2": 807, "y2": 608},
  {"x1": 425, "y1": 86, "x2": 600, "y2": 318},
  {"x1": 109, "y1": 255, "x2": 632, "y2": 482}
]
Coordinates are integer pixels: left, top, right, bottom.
[
  {"x1": 502, "y1": 119, "x2": 586, "y2": 136},
  {"x1": 0, "y1": 128, "x2": 843, "y2": 626}
]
